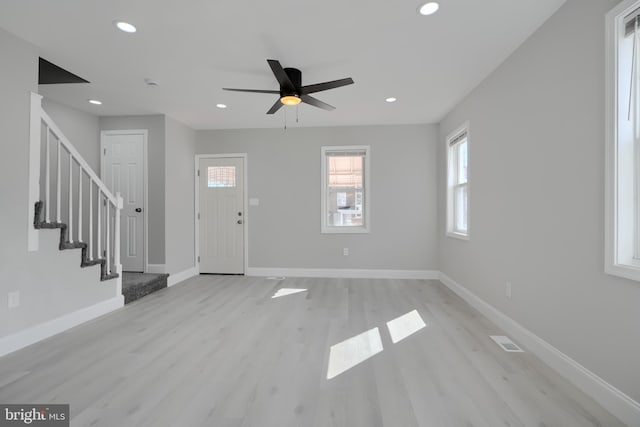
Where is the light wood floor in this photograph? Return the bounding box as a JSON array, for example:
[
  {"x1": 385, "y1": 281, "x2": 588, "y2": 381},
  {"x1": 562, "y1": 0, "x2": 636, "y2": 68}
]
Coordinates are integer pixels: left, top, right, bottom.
[{"x1": 0, "y1": 276, "x2": 624, "y2": 427}]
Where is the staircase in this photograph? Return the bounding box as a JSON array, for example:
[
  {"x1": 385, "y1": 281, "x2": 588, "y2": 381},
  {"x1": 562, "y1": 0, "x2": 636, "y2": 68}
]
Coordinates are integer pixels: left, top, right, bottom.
[{"x1": 27, "y1": 92, "x2": 123, "y2": 292}]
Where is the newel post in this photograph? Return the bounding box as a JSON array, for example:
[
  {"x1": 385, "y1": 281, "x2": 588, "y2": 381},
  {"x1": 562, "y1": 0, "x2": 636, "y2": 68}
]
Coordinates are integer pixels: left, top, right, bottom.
[{"x1": 28, "y1": 92, "x2": 43, "y2": 251}]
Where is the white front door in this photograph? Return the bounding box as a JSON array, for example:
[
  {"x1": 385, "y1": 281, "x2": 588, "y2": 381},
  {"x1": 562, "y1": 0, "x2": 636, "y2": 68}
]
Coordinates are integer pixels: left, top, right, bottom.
[
  {"x1": 199, "y1": 157, "x2": 244, "y2": 274},
  {"x1": 102, "y1": 131, "x2": 145, "y2": 272}
]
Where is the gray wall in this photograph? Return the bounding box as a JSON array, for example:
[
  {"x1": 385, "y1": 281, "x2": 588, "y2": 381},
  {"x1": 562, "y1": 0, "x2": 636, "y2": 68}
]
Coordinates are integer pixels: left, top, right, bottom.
[
  {"x1": 0, "y1": 28, "x2": 117, "y2": 338},
  {"x1": 165, "y1": 116, "x2": 196, "y2": 274},
  {"x1": 99, "y1": 115, "x2": 166, "y2": 265},
  {"x1": 196, "y1": 124, "x2": 438, "y2": 271},
  {"x1": 438, "y1": 0, "x2": 640, "y2": 402},
  {"x1": 42, "y1": 99, "x2": 100, "y2": 171}
]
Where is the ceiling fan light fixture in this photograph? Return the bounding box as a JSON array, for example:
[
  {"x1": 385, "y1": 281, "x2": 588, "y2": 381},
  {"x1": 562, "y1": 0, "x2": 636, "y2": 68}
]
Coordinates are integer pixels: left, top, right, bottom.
[
  {"x1": 418, "y1": 2, "x2": 439, "y2": 15},
  {"x1": 280, "y1": 95, "x2": 301, "y2": 106}
]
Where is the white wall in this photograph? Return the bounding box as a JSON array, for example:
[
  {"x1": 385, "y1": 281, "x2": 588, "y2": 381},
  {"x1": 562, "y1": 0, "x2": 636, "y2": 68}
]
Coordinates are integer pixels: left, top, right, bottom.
[
  {"x1": 99, "y1": 115, "x2": 166, "y2": 265},
  {"x1": 438, "y1": 0, "x2": 640, "y2": 403},
  {"x1": 196, "y1": 124, "x2": 438, "y2": 272},
  {"x1": 42, "y1": 98, "x2": 100, "y2": 171},
  {"x1": 0, "y1": 28, "x2": 118, "y2": 339},
  {"x1": 165, "y1": 116, "x2": 196, "y2": 275}
]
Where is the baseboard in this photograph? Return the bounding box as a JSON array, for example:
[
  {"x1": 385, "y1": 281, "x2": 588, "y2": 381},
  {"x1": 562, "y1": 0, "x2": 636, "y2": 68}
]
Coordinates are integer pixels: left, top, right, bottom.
[
  {"x1": 146, "y1": 264, "x2": 166, "y2": 274},
  {"x1": 0, "y1": 295, "x2": 124, "y2": 358},
  {"x1": 246, "y1": 267, "x2": 438, "y2": 280},
  {"x1": 438, "y1": 272, "x2": 640, "y2": 427},
  {"x1": 168, "y1": 266, "x2": 198, "y2": 287}
]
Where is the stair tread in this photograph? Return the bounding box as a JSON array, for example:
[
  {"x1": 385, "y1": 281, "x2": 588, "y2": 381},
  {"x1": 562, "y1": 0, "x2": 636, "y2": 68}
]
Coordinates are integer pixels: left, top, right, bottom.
[{"x1": 33, "y1": 201, "x2": 118, "y2": 282}]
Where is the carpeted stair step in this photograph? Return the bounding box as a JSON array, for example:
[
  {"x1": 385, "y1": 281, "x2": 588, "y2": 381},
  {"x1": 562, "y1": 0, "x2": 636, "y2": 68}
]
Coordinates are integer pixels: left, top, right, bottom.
[
  {"x1": 122, "y1": 273, "x2": 169, "y2": 304},
  {"x1": 33, "y1": 201, "x2": 118, "y2": 282}
]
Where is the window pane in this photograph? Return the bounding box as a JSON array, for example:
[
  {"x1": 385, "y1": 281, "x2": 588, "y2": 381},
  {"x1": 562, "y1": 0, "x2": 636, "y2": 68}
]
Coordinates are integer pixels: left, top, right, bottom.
[
  {"x1": 457, "y1": 140, "x2": 468, "y2": 184},
  {"x1": 326, "y1": 153, "x2": 365, "y2": 227},
  {"x1": 454, "y1": 185, "x2": 468, "y2": 232},
  {"x1": 208, "y1": 166, "x2": 236, "y2": 188}
]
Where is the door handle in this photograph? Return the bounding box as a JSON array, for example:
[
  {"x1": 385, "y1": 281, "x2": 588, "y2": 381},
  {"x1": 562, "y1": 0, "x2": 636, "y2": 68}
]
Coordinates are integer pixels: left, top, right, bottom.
[
  {"x1": 135, "y1": 208, "x2": 142, "y2": 213},
  {"x1": 237, "y1": 219, "x2": 243, "y2": 224}
]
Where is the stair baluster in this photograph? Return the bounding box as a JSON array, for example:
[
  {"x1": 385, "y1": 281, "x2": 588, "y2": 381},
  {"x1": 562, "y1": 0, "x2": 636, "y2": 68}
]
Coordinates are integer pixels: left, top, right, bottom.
[{"x1": 28, "y1": 93, "x2": 122, "y2": 283}]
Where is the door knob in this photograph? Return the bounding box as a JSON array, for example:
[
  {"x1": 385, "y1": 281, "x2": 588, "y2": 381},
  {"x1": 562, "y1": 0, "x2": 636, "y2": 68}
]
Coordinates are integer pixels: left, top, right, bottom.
[
  {"x1": 135, "y1": 208, "x2": 142, "y2": 213},
  {"x1": 237, "y1": 219, "x2": 243, "y2": 224}
]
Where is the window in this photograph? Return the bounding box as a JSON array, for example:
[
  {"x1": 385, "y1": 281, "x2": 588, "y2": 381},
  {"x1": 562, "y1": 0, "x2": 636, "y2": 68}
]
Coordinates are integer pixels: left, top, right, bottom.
[
  {"x1": 321, "y1": 146, "x2": 370, "y2": 233},
  {"x1": 606, "y1": 1, "x2": 640, "y2": 281},
  {"x1": 208, "y1": 166, "x2": 236, "y2": 188},
  {"x1": 446, "y1": 124, "x2": 469, "y2": 239}
]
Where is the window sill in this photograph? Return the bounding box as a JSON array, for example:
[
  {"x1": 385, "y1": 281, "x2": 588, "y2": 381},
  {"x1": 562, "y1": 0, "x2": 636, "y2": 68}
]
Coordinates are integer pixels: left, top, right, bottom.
[
  {"x1": 446, "y1": 231, "x2": 470, "y2": 241},
  {"x1": 322, "y1": 226, "x2": 370, "y2": 234},
  {"x1": 605, "y1": 263, "x2": 640, "y2": 282}
]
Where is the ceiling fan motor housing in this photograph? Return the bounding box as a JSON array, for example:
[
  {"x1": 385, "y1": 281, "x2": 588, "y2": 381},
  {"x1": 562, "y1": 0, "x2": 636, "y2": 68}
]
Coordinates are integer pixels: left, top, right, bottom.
[{"x1": 283, "y1": 67, "x2": 302, "y2": 96}]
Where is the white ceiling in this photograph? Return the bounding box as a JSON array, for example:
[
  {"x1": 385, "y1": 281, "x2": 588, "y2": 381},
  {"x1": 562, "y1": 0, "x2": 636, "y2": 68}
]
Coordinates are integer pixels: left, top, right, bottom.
[{"x1": 0, "y1": 0, "x2": 566, "y2": 130}]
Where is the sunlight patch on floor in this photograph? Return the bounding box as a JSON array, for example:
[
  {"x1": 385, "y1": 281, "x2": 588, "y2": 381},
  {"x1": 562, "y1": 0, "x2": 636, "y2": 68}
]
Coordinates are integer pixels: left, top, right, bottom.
[
  {"x1": 326, "y1": 327, "x2": 383, "y2": 379},
  {"x1": 386, "y1": 310, "x2": 427, "y2": 344},
  {"x1": 271, "y1": 288, "x2": 307, "y2": 299}
]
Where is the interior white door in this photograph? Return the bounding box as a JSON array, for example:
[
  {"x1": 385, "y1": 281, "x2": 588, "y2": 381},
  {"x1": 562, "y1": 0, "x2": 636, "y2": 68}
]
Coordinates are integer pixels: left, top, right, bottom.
[
  {"x1": 103, "y1": 132, "x2": 145, "y2": 272},
  {"x1": 199, "y1": 157, "x2": 244, "y2": 274}
]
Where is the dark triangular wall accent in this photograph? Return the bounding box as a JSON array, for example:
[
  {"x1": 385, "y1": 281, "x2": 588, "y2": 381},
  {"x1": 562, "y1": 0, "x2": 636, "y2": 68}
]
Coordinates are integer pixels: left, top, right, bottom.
[{"x1": 39, "y1": 57, "x2": 89, "y2": 85}]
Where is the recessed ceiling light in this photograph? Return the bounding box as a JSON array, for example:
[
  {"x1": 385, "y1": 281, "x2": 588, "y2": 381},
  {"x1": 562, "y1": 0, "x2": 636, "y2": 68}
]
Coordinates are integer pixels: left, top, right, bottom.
[
  {"x1": 418, "y1": 2, "x2": 440, "y2": 16},
  {"x1": 114, "y1": 21, "x2": 137, "y2": 33},
  {"x1": 385, "y1": 97, "x2": 397, "y2": 103},
  {"x1": 88, "y1": 99, "x2": 102, "y2": 105},
  {"x1": 216, "y1": 104, "x2": 227, "y2": 109}
]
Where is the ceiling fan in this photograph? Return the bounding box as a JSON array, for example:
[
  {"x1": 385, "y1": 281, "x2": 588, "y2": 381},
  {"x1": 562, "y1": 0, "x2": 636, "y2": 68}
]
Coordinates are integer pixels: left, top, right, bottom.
[{"x1": 223, "y1": 59, "x2": 354, "y2": 114}]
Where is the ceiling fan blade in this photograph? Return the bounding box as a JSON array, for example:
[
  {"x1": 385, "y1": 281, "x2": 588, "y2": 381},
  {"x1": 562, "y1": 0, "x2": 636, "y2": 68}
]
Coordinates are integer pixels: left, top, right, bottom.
[
  {"x1": 266, "y1": 98, "x2": 284, "y2": 114},
  {"x1": 301, "y1": 94, "x2": 335, "y2": 111},
  {"x1": 267, "y1": 59, "x2": 295, "y2": 91},
  {"x1": 223, "y1": 88, "x2": 280, "y2": 94},
  {"x1": 300, "y1": 78, "x2": 354, "y2": 95}
]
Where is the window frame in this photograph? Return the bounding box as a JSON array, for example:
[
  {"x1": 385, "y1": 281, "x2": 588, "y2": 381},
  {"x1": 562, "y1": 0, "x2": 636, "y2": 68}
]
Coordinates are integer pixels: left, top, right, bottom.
[
  {"x1": 446, "y1": 122, "x2": 470, "y2": 241},
  {"x1": 321, "y1": 145, "x2": 371, "y2": 234},
  {"x1": 606, "y1": 0, "x2": 640, "y2": 282}
]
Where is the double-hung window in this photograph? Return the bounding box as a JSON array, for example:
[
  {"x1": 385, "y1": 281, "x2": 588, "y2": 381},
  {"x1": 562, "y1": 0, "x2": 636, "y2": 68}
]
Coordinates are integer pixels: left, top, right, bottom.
[
  {"x1": 321, "y1": 146, "x2": 370, "y2": 233},
  {"x1": 446, "y1": 124, "x2": 469, "y2": 239},
  {"x1": 606, "y1": 0, "x2": 640, "y2": 281}
]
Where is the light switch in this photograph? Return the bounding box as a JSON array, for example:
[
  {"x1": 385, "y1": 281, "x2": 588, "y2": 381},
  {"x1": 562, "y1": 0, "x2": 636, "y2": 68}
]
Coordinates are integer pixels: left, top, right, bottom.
[{"x1": 249, "y1": 198, "x2": 260, "y2": 206}]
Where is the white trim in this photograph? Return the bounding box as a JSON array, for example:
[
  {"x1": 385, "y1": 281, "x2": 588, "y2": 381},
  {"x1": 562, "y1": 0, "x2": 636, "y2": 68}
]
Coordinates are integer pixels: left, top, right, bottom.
[
  {"x1": 321, "y1": 145, "x2": 371, "y2": 234},
  {"x1": 246, "y1": 267, "x2": 438, "y2": 280},
  {"x1": 446, "y1": 121, "x2": 470, "y2": 240},
  {"x1": 28, "y1": 92, "x2": 43, "y2": 251},
  {"x1": 168, "y1": 266, "x2": 198, "y2": 287},
  {"x1": 194, "y1": 153, "x2": 248, "y2": 275},
  {"x1": 0, "y1": 295, "x2": 124, "y2": 358},
  {"x1": 100, "y1": 130, "x2": 149, "y2": 273},
  {"x1": 146, "y1": 264, "x2": 166, "y2": 274},
  {"x1": 438, "y1": 272, "x2": 640, "y2": 427},
  {"x1": 605, "y1": 0, "x2": 640, "y2": 282}
]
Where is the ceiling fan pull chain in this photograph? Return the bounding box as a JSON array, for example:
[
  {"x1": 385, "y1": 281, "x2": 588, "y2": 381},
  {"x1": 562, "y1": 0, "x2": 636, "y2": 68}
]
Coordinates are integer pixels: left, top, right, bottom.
[
  {"x1": 296, "y1": 105, "x2": 299, "y2": 123},
  {"x1": 284, "y1": 107, "x2": 287, "y2": 130}
]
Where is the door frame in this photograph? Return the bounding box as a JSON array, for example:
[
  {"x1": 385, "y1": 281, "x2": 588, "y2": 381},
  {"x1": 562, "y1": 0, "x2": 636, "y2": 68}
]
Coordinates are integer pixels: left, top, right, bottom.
[
  {"x1": 194, "y1": 153, "x2": 248, "y2": 275},
  {"x1": 100, "y1": 129, "x2": 149, "y2": 273}
]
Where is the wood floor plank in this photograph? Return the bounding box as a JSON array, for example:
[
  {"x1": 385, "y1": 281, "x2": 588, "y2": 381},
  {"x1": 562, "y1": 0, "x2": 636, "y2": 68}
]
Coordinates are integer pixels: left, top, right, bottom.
[{"x1": 0, "y1": 276, "x2": 625, "y2": 427}]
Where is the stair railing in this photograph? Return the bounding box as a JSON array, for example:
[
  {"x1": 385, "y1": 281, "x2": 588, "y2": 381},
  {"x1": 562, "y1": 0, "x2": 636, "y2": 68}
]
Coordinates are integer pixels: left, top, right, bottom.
[{"x1": 28, "y1": 92, "x2": 123, "y2": 289}]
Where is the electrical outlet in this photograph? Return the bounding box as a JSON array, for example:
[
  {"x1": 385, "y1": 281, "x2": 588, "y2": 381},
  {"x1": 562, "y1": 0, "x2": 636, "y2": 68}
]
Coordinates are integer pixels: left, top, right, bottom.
[
  {"x1": 343, "y1": 248, "x2": 349, "y2": 256},
  {"x1": 8, "y1": 291, "x2": 20, "y2": 309},
  {"x1": 505, "y1": 282, "x2": 512, "y2": 300}
]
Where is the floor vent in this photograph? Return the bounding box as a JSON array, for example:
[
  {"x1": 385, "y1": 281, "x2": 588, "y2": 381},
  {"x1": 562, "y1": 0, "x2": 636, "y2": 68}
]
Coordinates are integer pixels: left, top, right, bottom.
[
  {"x1": 490, "y1": 335, "x2": 524, "y2": 352},
  {"x1": 266, "y1": 276, "x2": 286, "y2": 281}
]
